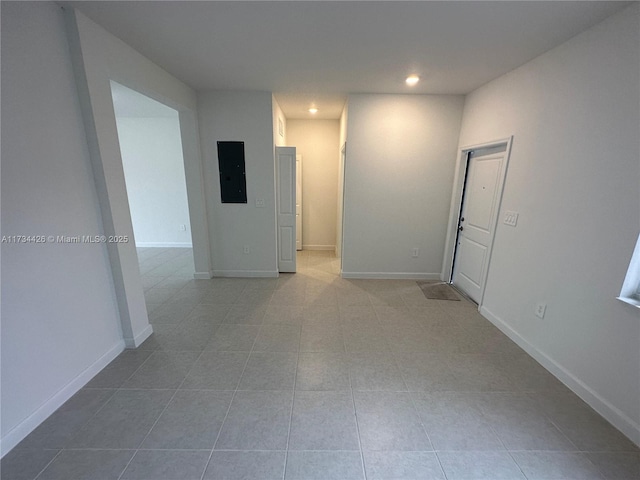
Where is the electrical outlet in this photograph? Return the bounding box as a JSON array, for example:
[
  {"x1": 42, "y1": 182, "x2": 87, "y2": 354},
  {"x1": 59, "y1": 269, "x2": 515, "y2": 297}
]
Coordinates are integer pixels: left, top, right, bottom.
[
  {"x1": 535, "y1": 302, "x2": 547, "y2": 319},
  {"x1": 255, "y1": 199, "x2": 265, "y2": 208},
  {"x1": 411, "y1": 248, "x2": 419, "y2": 258},
  {"x1": 243, "y1": 245, "x2": 250, "y2": 254},
  {"x1": 179, "y1": 224, "x2": 187, "y2": 231}
]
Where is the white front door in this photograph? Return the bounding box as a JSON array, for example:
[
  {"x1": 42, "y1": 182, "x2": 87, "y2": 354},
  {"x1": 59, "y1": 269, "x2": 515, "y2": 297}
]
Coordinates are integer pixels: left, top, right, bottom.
[
  {"x1": 452, "y1": 143, "x2": 509, "y2": 303},
  {"x1": 276, "y1": 146, "x2": 297, "y2": 272},
  {"x1": 296, "y1": 154, "x2": 302, "y2": 251}
]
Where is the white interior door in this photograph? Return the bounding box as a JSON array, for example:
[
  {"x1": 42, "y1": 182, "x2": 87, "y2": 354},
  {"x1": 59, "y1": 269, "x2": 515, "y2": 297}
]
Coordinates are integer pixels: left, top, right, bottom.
[
  {"x1": 276, "y1": 146, "x2": 297, "y2": 272},
  {"x1": 452, "y1": 143, "x2": 509, "y2": 303},
  {"x1": 296, "y1": 154, "x2": 302, "y2": 251}
]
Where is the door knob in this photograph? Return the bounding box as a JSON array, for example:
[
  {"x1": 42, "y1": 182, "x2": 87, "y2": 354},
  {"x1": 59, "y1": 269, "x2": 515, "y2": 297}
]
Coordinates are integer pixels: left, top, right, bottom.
[{"x1": 458, "y1": 226, "x2": 464, "y2": 231}]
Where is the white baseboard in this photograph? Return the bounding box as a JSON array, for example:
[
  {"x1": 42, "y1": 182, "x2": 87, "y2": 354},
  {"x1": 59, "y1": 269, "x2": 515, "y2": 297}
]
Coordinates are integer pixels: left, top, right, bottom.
[
  {"x1": 0, "y1": 340, "x2": 125, "y2": 457},
  {"x1": 193, "y1": 271, "x2": 213, "y2": 280},
  {"x1": 480, "y1": 305, "x2": 640, "y2": 447},
  {"x1": 341, "y1": 272, "x2": 441, "y2": 280},
  {"x1": 135, "y1": 242, "x2": 192, "y2": 248},
  {"x1": 302, "y1": 245, "x2": 335, "y2": 251},
  {"x1": 212, "y1": 270, "x2": 279, "y2": 278},
  {"x1": 124, "y1": 324, "x2": 153, "y2": 349}
]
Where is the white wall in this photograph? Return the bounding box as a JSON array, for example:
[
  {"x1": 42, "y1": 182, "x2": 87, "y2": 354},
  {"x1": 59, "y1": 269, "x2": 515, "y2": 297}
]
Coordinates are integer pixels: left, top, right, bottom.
[
  {"x1": 1, "y1": 2, "x2": 123, "y2": 454},
  {"x1": 64, "y1": 6, "x2": 211, "y2": 345},
  {"x1": 115, "y1": 115, "x2": 193, "y2": 247},
  {"x1": 342, "y1": 94, "x2": 464, "y2": 278},
  {"x1": 272, "y1": 95, "x2": 287, "y2": 147},
  {"x1": 0, "y1": 3, "x2": 211, "y2": 455},
  {"x1": 457, "y1": 3, "x2": 640, "y2": 443},
  {"x1": 287, "y1": 120, "x2": 340, "y2": 250},
  {"x1": 198, "y1": 91, "x2": 279, "y2": 276}
]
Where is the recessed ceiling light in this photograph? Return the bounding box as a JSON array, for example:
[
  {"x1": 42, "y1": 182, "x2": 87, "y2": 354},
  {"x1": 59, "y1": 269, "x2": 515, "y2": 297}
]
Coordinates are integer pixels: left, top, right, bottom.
[
  {"x1": 405, "y1": 75, "x2": 420, "y2": 86},
  {"x1": 308, "y1": 107, "x2": 318, "y2": 114}
]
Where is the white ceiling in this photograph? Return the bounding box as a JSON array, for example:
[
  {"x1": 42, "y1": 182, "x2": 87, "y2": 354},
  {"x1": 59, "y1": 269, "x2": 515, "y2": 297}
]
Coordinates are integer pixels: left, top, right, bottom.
[
  {"x1": 69, "y1": 1, "x2": 630, "y2": 119},
  {"x1": 274, "y1": 93, "x2": 347, "y2": 120}
]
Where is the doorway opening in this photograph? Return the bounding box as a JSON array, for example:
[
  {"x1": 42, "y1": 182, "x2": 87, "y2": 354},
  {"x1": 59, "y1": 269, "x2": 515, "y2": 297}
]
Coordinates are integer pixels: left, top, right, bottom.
[
  {"x1": 110, "y1": 81, "x2": 196, "y2": 309},
  {"x1": 282, "y1": 118, "x2": 343, "y2": 276},
  {"x1": 446, "y1": 138, "x2": 513, "y2": 306}
]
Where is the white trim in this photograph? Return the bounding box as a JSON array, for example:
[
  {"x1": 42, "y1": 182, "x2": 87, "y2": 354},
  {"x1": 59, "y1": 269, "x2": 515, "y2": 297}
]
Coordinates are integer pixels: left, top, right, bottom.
[
  {"x1": 124, "y1": 324, "x2": 153, "y2": 348},
  {"x1": 0, "y1": 340, "x2": 125, "y2": 457},
  {"x1": 193, "y1": 271, "x2": 213, "y2": 280},
  {"x1": 302, "y1": 245, "x2": 335, "y2": 251},
  {"x1": 296, "y1": 154, "x2": 303, "y2": 252},
  {"x1": 459, "y1": 137, "x2": 513, "y2": 153},
  {"x1": 336, "y1": 142, "x2": 347, "y2": 264},
  {"x1": 617, "y1": 296, "x2": 640, "y2": 310},
  {"x1": 212, "y1": 269, "x2": 279, "y2": 278},
  {"x1": 135, "y1": 242, "x2": 192, "y2": 248},
  {"x1": 480, "y1": 305, "x2": 640, "y2": 447},
  {"x1": 619, "y1": 233, "x2": 640, "y2": 308},
  {"x1": 341, "y1": 271, "x2": 441, "y2": 280}
]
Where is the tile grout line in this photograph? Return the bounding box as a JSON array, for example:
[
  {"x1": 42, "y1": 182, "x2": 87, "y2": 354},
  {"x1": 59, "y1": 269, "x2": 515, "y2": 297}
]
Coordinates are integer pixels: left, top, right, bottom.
[
  {"x1": 281, "y1": 313, "x2": 303, "y2": 480},
  {"x1": 432, "y1": 451, "x2": 452, "y2": 480},
  {"x1": 490, "y1": 418, "x2": 529, "y2": 479},
  {"x1": 116, "y1": 335, "x2": 211, "y2": 480},
  {"x1": 341, "y1": 301, "x2": 369, "y2": 480},
  {"x1": 199, "y1": 303, "x2": 266, "y2": 480},
  {"x1": 31, "y1": 450, "x2": 64, "y2": 480},
  {"x1": 517, "y1": 393, "x2": 606, "y2": 479},
  {"x1": 109, "y1": 253, "x2": 241, "y2": 480},
  {"x1": 31, "y1": 346, "x2": 159, "y2": 480},
  {"x1": 402, "y1": 377, "x2": 450, "y2": 480},
  {"x1": 397, "y1": 290, "x2": 451, "y2": 480},
  {"x1": 39, "y1": 353, "x2": 150, "y2": 473},
  {"x1": 125, "y1": 274, "x2": 231, "y2": 479},
  {"x1": 479, "y1": 391, "x2": 590, "y2": 478},
  {"x1": 516, "y1": 391, "x2": 583, "y2": 451}
]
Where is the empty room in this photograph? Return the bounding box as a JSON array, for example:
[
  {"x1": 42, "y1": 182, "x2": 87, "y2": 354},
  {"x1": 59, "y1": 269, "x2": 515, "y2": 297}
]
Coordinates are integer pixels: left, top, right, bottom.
[{"x1": 1, "y1": 1, "x2": 639, "y2": 479}]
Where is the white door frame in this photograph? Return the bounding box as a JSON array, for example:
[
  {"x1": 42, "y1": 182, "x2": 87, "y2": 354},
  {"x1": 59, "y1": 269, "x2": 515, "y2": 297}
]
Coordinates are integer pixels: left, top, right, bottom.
[
  {"x1": 442, "y1": 137, "x2": 513, "y2": 307},
  {"x1": 296, "y1": 154, "x2": 303, "y2": 251},
  {"x1": 336, "y1": 143, "x2": 347, "y2": 267}
]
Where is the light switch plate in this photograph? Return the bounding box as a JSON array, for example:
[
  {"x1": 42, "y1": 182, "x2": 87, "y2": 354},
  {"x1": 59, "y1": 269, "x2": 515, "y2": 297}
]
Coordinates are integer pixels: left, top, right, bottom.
[
  {"x1": 255, "y1": 199, "x2": 265, "y2": 208},
  {"x1": 504, "y1": 211, "x2": 519, "y2": 227}
]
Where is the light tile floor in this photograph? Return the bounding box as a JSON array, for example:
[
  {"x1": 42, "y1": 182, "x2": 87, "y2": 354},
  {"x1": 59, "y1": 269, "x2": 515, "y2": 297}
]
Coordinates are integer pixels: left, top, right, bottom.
[{"x1": 3, "y1": 249, "x2": 638, "y2": 480}]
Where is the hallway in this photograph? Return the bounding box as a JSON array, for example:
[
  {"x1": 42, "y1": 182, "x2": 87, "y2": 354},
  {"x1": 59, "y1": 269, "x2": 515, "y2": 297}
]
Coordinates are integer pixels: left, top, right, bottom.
[{"x1": 3, "y1": 250, "x2": 637, "y2": 479}]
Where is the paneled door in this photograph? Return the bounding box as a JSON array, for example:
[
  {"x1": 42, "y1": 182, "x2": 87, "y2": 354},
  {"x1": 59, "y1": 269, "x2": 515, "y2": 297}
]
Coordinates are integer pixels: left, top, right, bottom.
[
  {"x1": 452, "y1": 143, "x2": 509, "y2": 303},
  {"x1": 276, "y1": 146, "x2": 296, "y2": 272}
]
